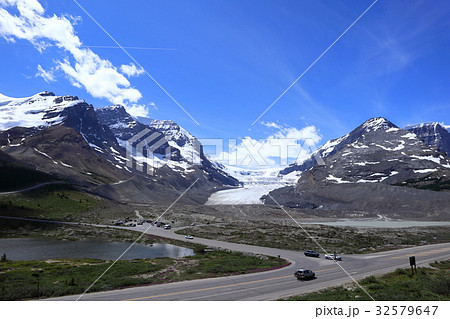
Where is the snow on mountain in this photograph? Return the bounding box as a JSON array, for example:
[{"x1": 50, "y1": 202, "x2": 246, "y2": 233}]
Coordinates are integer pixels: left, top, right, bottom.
[
  {"x1": 96, "y1": 105, "x2": 238, "y2": 186},
  {"x1": 362, "y1": 117, "x2": 397, "y2": 132},
  {"x1": 149, "y1": 119, "x2": 202, "y2": 165},
  {"x1": 307, "y1": 121, "x2": 450, "y2": 185},
  {"x1": 443, "y1": 124, "x2": 450, "y2": 133},
  {"x1": 0, "y1": 92, "x2": 123, "y2": 161},
  {"x1": 266, "y1": 118, "x2": 450, "y2": 215},
  {"x1": 220, "y1": 165, "x2": 297, "y2": 185},
  {"x1": 207, "y1": 118, "x2": 401, "y2": 205},
  {"x1": 96, "y1": 106, "x2": 196, "y2": 172},
  {"x1": 95, "y1": 104, "x2": 148, "y2": 148},
  {"x1": 0, "y1": 91, "x2": 81, "y2": 130},
  {"x1": 280, "y1": 117, "x2": 397, "y2": 176},
  {"x1": 205, "y1": 165, "x2": 299, "y2": 205}
]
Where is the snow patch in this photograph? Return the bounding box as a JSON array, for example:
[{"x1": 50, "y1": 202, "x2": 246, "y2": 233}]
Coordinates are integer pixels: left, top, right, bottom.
[
  {"x1": 386, "y1": 127, "x2": 400, "y2": 132},
  {"x1": 354, "y1": 161, "x2": 380, "y2": 166},
  {"x1": 413, "y1": 168, "x2": 438, "y2": 174},
  {"x1": 411, "y1": 155, "x2": 441, "y2": 165},
  {"x1": 375, "y1": 140, "x2": 405, "y2": 151},
  {"x1": 33, "y1": 148, "x2": 57, "y2": 164},
  {"x1": 326, "y1": 174, "x2": 350, "y2": 184},
  {"x1": 401, "y1": 133, "x2": 417, "y2": 140},
  {"x1": 60, "y1": 161, "x2": 72, "y2": 168}
]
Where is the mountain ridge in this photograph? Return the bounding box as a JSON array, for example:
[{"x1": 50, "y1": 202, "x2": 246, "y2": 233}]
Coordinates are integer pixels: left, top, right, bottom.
[{"x1": 266, "y1": 117, "x2": 450, "y2": 219}]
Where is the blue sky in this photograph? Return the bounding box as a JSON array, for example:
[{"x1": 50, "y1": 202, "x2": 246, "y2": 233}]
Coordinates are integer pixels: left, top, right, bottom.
[{"x1": 0, "y1": 0, "x2": 449, "y2": 158}]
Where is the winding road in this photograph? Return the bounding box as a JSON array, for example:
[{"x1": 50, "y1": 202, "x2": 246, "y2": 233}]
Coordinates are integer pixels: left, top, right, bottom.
[
  {"x1": 0, "y1": 182, "x2": 65, "y2": 195},
  {"x1": 46, "y1": 223, "x2": 450, "y2": 301}
]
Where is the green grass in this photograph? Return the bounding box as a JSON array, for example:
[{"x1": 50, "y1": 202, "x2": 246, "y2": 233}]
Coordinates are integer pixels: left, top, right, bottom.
[
  {"x1": 0, "y1": 258, "x2": 169, "y2": 300},
  {"x1": 282, "y1": 260, "x2": 450, "y2": 301},
  {"x1": 0, "y1": 249, "x2": 288, "y2": 300},
  {"x1": 0, "y1": 184, "x2": 98, "y2": 220},
  {"x1": 0, "y1": 163, "x2": 56, "y2": 192}
]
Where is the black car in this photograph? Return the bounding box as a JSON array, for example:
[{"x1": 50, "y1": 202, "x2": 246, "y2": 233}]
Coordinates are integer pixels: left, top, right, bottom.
[
  {"x1": 294, "y1": 268, "x2": 316, "y2": 280},
  {"x1": 304, "y1": 250, "x2": 320, "y2": 257}
]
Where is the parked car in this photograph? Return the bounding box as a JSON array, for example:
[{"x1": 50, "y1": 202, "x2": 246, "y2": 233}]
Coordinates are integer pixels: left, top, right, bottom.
[
  {"x1": 325, "y1": 254, "x2": 342, "y2": 261},
  {"x1": 185, "y1": 235, "x2": 194, "y2": 239},
  {"x1": 190, "y1": 223, "x2": 196, "y2": 226},
  {"x1": 304, "y1": 250, "x2": 320, "y2": 257},
  {"x1": 294, "y1": 268, "x2": 316, "y2": 280},
  {"x1": 164, "y1": 225, "x2": 171, "y2": 230}
]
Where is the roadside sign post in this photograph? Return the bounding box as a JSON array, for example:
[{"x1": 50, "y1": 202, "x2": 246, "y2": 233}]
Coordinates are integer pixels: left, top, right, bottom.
[
  {"x1": 32, "y1": 269, "x2": 44, "y2": 299},
  {"x1": 409, "y1": 256, "x2": 417, "y2": 275}
]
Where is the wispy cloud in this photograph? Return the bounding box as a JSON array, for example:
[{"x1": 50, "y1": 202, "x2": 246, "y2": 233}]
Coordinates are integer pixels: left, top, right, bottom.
[
  {"x1": 120, "y1": 63, "x2": 145, "y2": 78},
  {"x1": 0, "y1": 0, "x2": 148, "y2": 115},
  {"x1": 261, "y1": 121, "x2": 283, "y2": 130},
  {"x1": 35, "y1": 64, "x2": 55, "y2": 82}
]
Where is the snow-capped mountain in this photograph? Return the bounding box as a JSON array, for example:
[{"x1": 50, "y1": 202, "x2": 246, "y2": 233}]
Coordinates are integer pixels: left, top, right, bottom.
[
  {"x1": 0, "y1": 91, "x2": 122, "y2": 156},
  {"x1": 95, "y1": 105, "x2": 238, "y2": 187},
  {"x1": 404, "y1": 122, "x2": 450, "y2": 156},
  {"x1": 0, "y1": 92, "x2": 130, "y2": 186},
  {"x1": 95, "y1": 104, "x2": 149, "y2": 148},
  {"x1": 281, "y1": 117, "x2": 450, "y2": 185},
  {"x1": 148, "y1": 119, "x2": 202, "y2": 164},
  {"x1": 267, "y1": 117, "x2": 450, "y2": 218},
  {"x1": 0, "y1": 91, "x2": 73, "y2": 129},
  {"x1": 444, "y1": 125, "x2": 450, "y2": 133},
  {"x1": 0, "y1": 91, "x2": 237, "y2": 204},
  {"x1": 280, "y1": 118, "x2": 400, "y2": 176}
]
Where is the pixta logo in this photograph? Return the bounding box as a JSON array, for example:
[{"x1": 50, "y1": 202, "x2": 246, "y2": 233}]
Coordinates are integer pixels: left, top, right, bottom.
[
  {"x1": 126, "y1": 129, "x2": 324, "y2": 175},
  {"x1": 125, "y1": 128, "x2": 201, "y2": 176}
]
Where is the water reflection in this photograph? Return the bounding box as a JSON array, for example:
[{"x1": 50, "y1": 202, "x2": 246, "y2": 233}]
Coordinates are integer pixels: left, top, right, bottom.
[{"x1": 0, "y1": 238, "x2": 194, "y2": 261}]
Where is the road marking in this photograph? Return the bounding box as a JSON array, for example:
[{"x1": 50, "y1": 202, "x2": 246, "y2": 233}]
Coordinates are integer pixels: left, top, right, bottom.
[{"x1": 122, "y1": 267, "x2": 338, "y2": 301}]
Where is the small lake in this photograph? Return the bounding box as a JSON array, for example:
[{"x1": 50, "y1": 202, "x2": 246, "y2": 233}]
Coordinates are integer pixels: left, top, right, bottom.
[
  {"x1": 0, "y1": 238, "x2": 194, "y2": 261},
  {"x1": 301, "y1": 219, "x2": 450, "y2": 228}
]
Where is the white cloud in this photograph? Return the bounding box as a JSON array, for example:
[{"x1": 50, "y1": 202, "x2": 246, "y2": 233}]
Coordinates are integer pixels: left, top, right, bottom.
[
  {"x1": 0, "y1": 0, "x2": 144, "y2": 109},
  {"x1": 35, "y1": 64, "x2": 55, "y2": 82},
  {"x1": 261, "y1": 121, "x2": 282, "y2": 130},
  {"x1": 210, "y1": 125, "x2": 322, "y2": 169},
  {"x1": 120, "y1": 63, "x2": 144, "y2": 77},
  {"x1": 126, "y1": 104, "x2": 150, "y2": 118}
]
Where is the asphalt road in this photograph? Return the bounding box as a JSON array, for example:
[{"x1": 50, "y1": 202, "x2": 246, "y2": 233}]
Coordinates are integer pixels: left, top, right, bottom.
[{"x1": 48, "y1": 224, "x2": 450, "y2": 301}]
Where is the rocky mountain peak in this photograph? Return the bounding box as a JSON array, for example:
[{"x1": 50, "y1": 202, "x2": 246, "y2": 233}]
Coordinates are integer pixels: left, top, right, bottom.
[
  {"x1": 0, "y1": 92, "x2": 86, "y2": 131},
  {"x1": 360, "y1": 117, "x2": 397, "y2": 132},
  {"x1": 404, "y1": 122, "x2": 450, "y2": 156},
  {"x1": 37, "y1": 91, "x2": 55, "y2": 97},
  {"x1": 96, "y1": 105, "x2": 138, "y2": 128}
]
